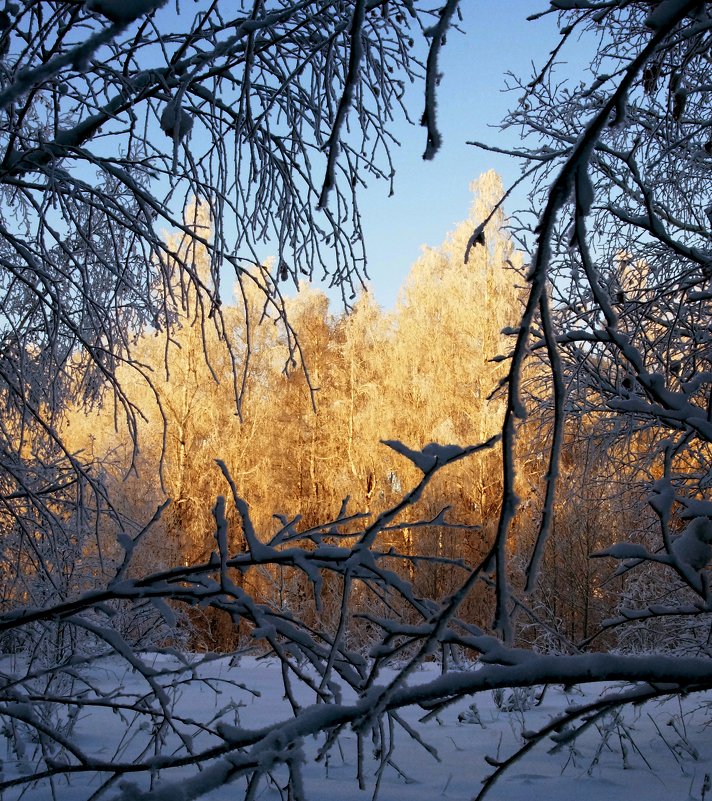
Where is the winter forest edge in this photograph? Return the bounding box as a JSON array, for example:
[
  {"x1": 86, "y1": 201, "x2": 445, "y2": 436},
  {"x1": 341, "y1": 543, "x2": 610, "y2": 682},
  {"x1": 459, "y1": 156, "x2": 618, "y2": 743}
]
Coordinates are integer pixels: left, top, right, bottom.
[{"x1": 1, "y1": 1, "x2": 712, "y2": 799}]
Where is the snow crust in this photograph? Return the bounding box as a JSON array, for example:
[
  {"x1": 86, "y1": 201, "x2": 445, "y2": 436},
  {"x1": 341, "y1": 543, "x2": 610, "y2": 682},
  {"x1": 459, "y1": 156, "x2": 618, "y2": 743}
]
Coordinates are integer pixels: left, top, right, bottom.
[{"x1": 6, "y1": 655, "x2": 711, "y2": 801}]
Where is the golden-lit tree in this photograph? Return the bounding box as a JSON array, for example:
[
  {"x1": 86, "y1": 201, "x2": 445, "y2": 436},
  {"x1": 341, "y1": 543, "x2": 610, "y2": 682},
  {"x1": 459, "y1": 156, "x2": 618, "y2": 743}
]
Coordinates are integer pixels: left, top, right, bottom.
[
  {"x1": 386, "y1": 171, "x2": 521, "y2": 614},
  {"x1": 67, "y1": 175, "x2": 524, "y2": 639}
]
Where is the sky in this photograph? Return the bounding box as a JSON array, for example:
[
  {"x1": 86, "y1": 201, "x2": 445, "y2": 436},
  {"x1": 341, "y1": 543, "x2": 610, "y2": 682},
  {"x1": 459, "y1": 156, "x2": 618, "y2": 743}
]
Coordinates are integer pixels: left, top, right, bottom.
[
  {"x1": 144, "y1": 2, "x2": 570, "y2": 311},
  {"x1": 348, "y1": 2, "x2": 564, "y2": 308},
  {"x1": 142, "y1": 2, "x2": 572, "y2": 311}
]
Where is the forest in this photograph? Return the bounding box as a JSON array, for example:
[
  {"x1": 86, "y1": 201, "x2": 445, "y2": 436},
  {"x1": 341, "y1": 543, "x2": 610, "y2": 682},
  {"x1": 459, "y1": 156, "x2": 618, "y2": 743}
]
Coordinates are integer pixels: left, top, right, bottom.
[
  {"x1": 59, "y1": 172, "x2": 650, "y2": 659},
  {"x1": 0, "y1": 1, "x2": 710, "y2": 800}
]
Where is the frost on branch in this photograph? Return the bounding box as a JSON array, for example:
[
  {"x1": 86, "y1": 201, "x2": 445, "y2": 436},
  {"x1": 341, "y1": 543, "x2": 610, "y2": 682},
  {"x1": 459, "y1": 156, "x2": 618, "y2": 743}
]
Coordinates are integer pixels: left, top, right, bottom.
[
  {"x1": 160, "y1": 100, "x2": 194, "y2": 142},
  {"x1": 381, "y1": 440, "x2": 473, "y2": 472},
  {"x1": 85, "y1": 0, "x2": 167, "y2": 25},
  {"x1": 671, "y1": 518, "x2": 712, "y2": 573}
]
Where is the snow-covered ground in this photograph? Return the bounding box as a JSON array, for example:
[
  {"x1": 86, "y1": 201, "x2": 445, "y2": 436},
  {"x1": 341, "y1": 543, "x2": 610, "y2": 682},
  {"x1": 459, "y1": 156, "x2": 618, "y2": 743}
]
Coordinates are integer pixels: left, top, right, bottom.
[{"x1": 5, "y1": 655, "x2": 711, "y2": 801}]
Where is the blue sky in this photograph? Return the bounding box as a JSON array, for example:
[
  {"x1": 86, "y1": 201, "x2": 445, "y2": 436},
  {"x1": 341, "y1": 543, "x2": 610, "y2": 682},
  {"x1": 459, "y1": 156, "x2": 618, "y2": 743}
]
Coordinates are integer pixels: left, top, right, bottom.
[
  {"x1": 147, "y1": 3, "x2": 569, "y2": 311},
  {"x1": 350, "y1": 2, "x2": 563, "y2": 307}
]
